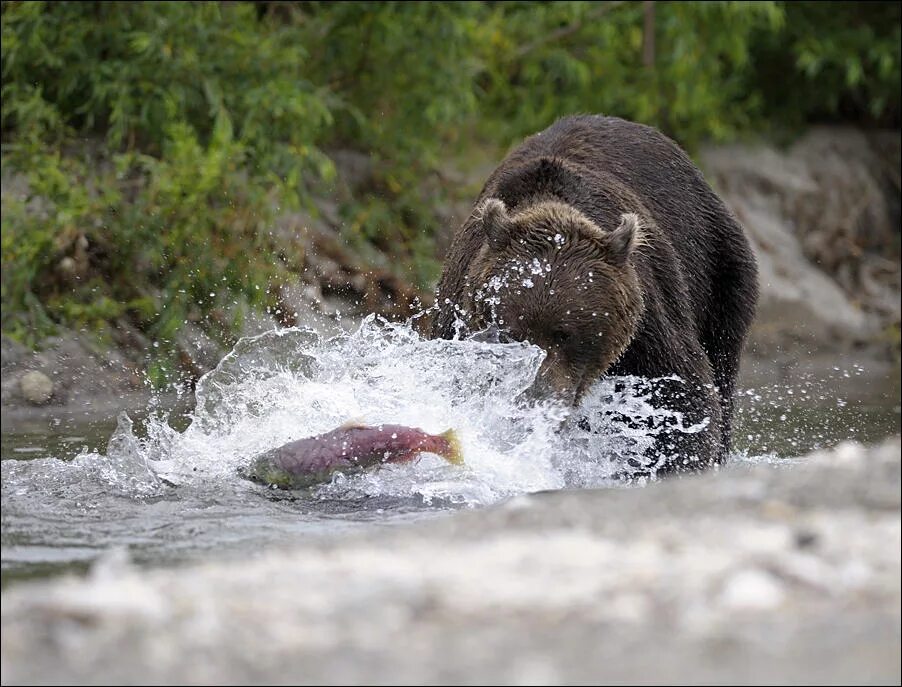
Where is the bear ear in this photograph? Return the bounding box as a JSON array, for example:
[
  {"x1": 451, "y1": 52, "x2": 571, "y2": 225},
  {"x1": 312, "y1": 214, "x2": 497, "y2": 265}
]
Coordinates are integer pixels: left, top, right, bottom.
[
  {"x1": 477, "y1": 198, "x2": 514, "y2": 250},
  {"x1": 601, "y1": 213, "x2": 641, "y2": 267}
]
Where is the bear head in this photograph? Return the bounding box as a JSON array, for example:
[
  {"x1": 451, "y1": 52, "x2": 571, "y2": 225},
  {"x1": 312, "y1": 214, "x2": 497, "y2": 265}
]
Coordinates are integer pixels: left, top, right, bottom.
[{"x1": 465, "y1": 197, "x2": 645, "y2": 405}]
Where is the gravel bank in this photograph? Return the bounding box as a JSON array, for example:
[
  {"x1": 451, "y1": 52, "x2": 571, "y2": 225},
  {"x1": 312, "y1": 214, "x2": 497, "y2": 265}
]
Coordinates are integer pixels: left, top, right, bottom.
[{"x1": 2, "y1": 438, "x2": 899, "y2": 685}]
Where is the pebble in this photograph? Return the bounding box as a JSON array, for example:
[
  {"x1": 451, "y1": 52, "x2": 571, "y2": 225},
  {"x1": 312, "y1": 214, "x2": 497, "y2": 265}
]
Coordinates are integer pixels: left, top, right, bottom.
[
  {"x1": 720, "y1": 568, "x2": 785, "y2": 611},
  {"x1": 19, "y1": 370, "x2": 54, "y2": 405}
]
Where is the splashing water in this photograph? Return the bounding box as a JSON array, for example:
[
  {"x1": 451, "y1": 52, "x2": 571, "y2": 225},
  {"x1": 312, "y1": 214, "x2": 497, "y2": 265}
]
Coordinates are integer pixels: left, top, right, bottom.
[
  {"x1": 1, "y1": 316, "x2": 705, "y2": 509},
  {"x1": 146, "y1": 316, "x2": 571, "y2": 504},
  {"x1": 2, "y1": 316, "x2": 898, "y2": 585}
]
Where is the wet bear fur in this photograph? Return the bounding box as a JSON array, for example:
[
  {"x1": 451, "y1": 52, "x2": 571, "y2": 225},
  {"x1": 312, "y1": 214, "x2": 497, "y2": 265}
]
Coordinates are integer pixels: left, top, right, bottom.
[{"x1": 431, "y1": 115, "x2": 758, "y2": 472}]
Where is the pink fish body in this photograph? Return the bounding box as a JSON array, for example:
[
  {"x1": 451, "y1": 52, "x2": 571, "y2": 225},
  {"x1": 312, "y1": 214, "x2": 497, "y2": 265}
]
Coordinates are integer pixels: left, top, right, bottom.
[{"x1": 244, "y1": 423, "x2": 464, "y2": 488}]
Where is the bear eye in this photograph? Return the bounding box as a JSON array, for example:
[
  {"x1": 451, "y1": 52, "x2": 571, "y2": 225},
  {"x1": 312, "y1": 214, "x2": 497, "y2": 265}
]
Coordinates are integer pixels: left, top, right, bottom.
[{"x1": 551, "y1": 329, "x2": 572, "y2": 347}]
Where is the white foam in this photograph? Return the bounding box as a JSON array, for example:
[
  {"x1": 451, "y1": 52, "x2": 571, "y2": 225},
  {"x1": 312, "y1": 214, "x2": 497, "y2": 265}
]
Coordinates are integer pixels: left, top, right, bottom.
[{"x1": 3, "y1": 317, "x2": 721, "y2": 506}]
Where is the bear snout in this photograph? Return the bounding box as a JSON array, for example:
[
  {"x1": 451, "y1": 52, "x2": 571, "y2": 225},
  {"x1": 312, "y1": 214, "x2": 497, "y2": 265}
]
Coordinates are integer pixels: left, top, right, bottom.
[{"x1": 523, "y1": 356, "x2": 580, "y2": 407}]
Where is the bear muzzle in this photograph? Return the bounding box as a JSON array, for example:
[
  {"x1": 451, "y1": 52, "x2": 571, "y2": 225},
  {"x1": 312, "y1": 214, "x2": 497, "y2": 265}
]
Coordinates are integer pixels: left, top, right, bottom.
[{"x1": 524, "y1": 356, "x2": 581, "y2": 407}]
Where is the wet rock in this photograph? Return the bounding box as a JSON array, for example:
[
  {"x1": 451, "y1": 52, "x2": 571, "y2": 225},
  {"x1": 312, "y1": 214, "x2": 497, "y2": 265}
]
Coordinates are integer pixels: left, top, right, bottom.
[
  {"x1": 238, "y1": 308, "x2": 281, "y2": 339},
  {"x1": 109, "y1": 318, "x2": 151, "y2": 360},
  {"x1": 2, "y1": 329, "x2": 148, "y2": 412},
  {"x1": 275, "y1": 282, "x2": 359, "y2": 337},
  {"x1": 0, "y1": 335, "x2": 29, "y2": 370},
  {"x1": 48, "y1": 335, "x2": 138, "y2": 403},
  {"x1": 19, "y1": 371, "x2": 54, "y2": 405},
  {"x1": 701, "y1": 127, "x2": 901, "y2": 355}
]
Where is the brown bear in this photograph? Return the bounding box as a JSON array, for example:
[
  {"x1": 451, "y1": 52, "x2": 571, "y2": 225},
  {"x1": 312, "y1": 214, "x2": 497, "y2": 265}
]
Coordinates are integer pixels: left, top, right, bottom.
[{"x1": 431, "y1": 115, "x2": 758, "y2": 472}]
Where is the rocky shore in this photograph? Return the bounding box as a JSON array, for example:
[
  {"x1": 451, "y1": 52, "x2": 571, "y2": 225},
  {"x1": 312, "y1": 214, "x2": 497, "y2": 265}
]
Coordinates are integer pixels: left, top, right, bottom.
[{"x1": 2, "y1": 438, "x2": 899, "y2": 685}]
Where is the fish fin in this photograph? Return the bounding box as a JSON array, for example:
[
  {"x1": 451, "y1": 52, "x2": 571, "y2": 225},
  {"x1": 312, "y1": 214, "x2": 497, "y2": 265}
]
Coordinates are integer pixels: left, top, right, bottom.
[
  {"x1": 339, "y1": 418, "x2": 367, "y2": 430},
  {"x1": 438, "y1": 429, "x2": 465, "y2": 466}
]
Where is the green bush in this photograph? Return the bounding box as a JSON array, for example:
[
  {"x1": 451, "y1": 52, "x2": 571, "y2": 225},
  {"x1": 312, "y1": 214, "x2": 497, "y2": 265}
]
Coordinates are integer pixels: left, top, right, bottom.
[
  {"x1": 748, "y1": 1, "x2": 901, "y2": 129},
  {"x1": 1, "y1": 1, "x2": 335, "y2": 171},
  {"x1": 1, "y1": 1, "x2": 335, "y2": 359},
  {"x1": 475, "y1": 1, "x2": 785, "y2": 149},
  {"x1": 2, "y1": 1, "x2": 899, "y2": 382}
]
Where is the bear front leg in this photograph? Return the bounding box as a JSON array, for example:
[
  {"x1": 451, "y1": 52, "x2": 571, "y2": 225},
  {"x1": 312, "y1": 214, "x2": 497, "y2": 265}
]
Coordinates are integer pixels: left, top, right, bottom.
[
  {"x1": 634, "y1": 374, "x2": 724, "y2": 475},
  {"x1": 605, "y1": 339, "x2": 725, "y2": 476}
]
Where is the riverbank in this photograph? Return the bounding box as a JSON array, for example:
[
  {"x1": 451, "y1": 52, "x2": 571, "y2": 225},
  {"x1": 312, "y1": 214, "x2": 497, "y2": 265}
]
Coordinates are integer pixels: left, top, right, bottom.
[
  {"x1": 2, "y1": 437, "x2": 899, "y2": 685},
  {"x1": 2, "y1": 127, "x2": 899, "y2": 417}
]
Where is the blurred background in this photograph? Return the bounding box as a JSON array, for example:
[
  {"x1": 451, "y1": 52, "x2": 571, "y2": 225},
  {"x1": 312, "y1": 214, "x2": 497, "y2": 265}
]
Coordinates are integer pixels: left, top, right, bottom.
[{"x1": 1, "y1": 0, "x2": 900, "y2": 402}]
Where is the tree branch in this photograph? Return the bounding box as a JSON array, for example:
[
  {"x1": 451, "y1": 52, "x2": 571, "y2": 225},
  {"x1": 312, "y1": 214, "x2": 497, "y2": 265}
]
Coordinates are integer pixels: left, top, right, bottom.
[
  {"x1": 514, "y1": 1, "x2": 626, "y2": 59},
  {"x1": 643, "y1": 1, "x2": 655, "y2": 68}
]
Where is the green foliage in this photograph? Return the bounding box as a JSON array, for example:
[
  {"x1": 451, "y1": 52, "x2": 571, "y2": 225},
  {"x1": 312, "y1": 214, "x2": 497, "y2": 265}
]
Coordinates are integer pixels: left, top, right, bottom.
[
  {"x1": 2, "y1": 1, "x2": 899, "y2": 381},
  {"x1": 1, "y1": 121, "x2": 287, "y2": 352},
  {"x1": 1, "y1": 1, "x2": 330, "y2": 373},
  {"x1": 1, "y1": 1, "x2": 335, "y2": 180},
  {"x1": 748, "y1": 1, "x2": 901, "y2": 128},
  {"x1": 302, "y1": 2, "x2": 484, "y2": 160},
  {"x1": 476, "y1": 1, "x2": 785, "y2": 148}
]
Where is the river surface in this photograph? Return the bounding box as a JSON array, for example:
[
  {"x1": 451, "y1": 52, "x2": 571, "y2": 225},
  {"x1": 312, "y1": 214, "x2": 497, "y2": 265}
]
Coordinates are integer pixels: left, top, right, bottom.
[{"x1": 2, "y1": 318, "x2": 899, "y2": 588}]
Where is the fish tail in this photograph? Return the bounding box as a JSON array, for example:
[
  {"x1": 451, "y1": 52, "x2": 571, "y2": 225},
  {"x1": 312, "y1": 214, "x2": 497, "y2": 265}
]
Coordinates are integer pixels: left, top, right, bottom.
[{"x1": 438, "y1": 429, "x2": 465, "y2": 466}]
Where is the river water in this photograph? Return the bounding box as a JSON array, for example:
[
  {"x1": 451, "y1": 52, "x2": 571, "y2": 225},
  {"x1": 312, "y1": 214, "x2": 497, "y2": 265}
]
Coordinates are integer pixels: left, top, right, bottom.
[{"x1": 2, "y1": 318, "x2": 899, "y2": 587}]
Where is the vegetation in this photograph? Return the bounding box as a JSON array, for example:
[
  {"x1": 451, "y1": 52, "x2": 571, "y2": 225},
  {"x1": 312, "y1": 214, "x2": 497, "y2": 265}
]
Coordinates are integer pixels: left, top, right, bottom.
[{"x1": 2, "y1": 1, "x2": 899, "y2": 380}]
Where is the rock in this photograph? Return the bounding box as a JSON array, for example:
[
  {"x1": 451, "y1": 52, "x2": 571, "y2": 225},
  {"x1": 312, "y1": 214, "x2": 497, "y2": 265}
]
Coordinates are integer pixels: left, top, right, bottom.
[
  {"x1": 109, "y1": 318, "x2": 152, "y2": 359},
  {"x1": 700, "y1": 127, "x2": 901, "y2": 355},
  {"x1": 275, "y1": 282, "x2": 358, "y2": 337},
  {"x1": 19, "y1": 371, "x2": 54, "y2": 405},
  {"x1": 0, "y1": 335, "x2": 29, "y2": 369},
  {"x1": 702, "y1": 146, "x2": 867, "y2": 349},
  {"x1": 56, "y1": 256, "x2": 78, "y2": 281},
  {"x1": 43, "y1": 334, "x2": 137, "y2": 402},
  {"x1": 2, "y1": 329, "x2": 151, "y2": 411},
  {"x1": 238, "y1": 308, "x2": 281, "y2": 339},
  {"x1": 719, "y1": 568, "x2": 786, "y2": 611}
]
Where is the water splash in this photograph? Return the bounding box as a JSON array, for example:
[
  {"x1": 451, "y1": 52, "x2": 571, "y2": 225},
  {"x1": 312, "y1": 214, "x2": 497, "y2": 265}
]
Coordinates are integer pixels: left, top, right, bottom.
[
  {"x1": 2, "y1": 317, "x2": 713, "y2": 508},
  {"x1": 17, "y1": 316, "x2": 887, "y2": 511},
  {"x1": 148, "y1": 317, "x2": 569, "y2": 503},
  {"x1": 4, "y1": 318, "x2": 897, "y2": 587}
]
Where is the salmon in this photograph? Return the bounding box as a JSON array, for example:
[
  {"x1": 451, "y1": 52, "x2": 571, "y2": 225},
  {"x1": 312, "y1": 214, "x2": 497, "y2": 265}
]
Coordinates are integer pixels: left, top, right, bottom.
[{"x1": 243, "y1": 423, "x2": 464, "y2": 489}]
